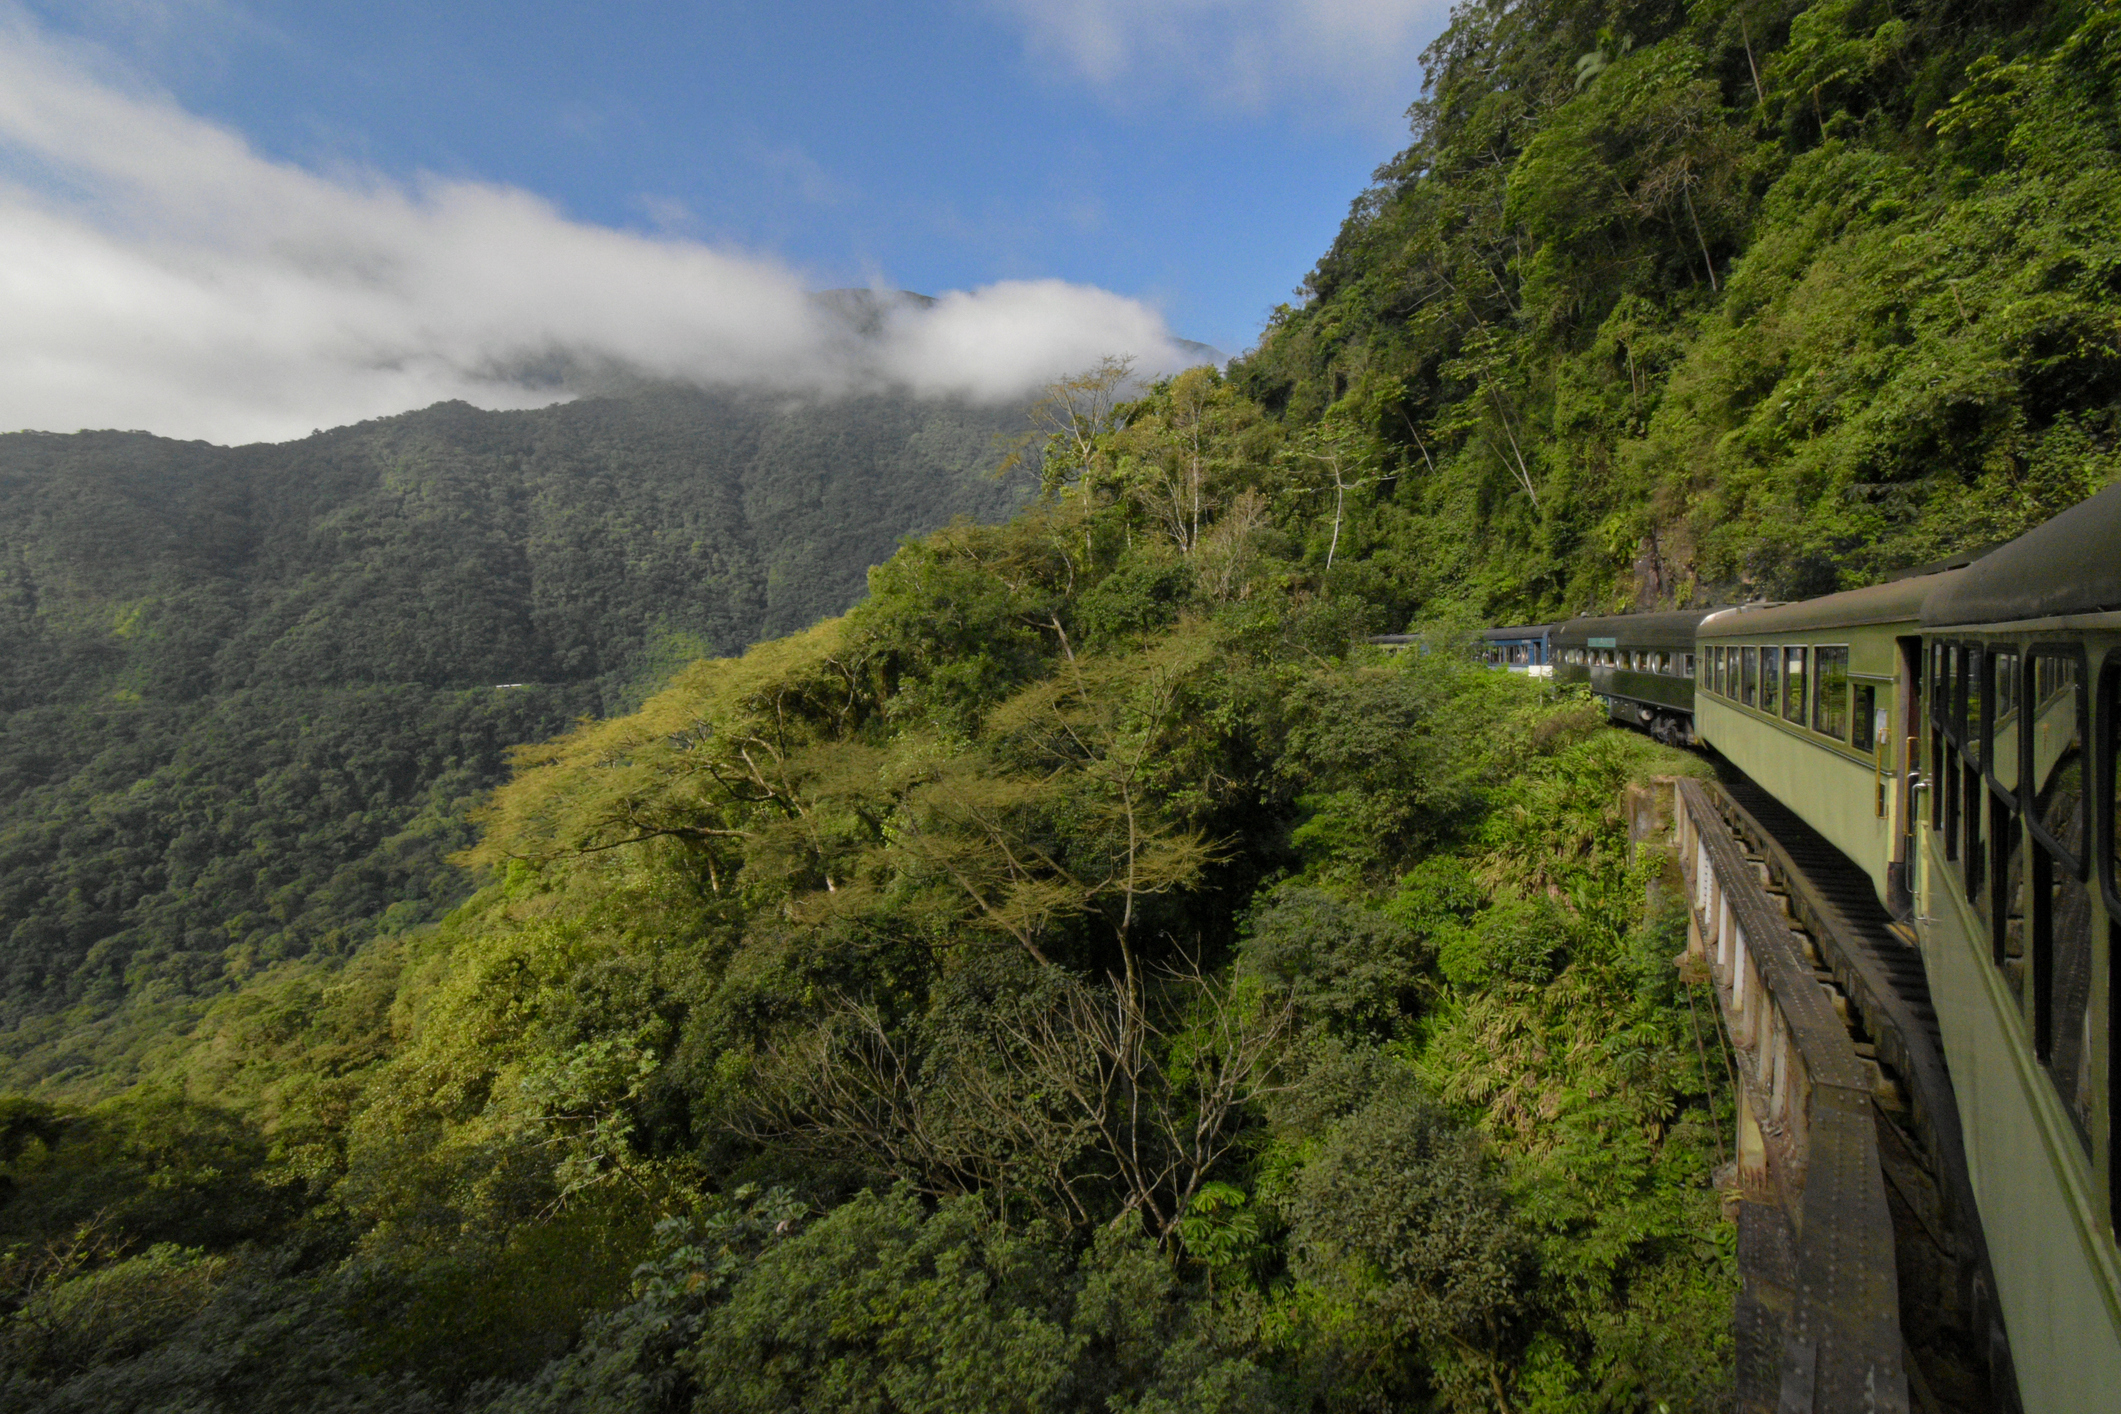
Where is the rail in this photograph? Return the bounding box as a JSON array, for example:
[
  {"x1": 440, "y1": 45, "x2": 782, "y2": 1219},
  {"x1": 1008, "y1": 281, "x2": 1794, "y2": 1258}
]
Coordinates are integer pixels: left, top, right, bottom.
[{"x1": 1671, "y1": 776, "x2": 1909, "y2": 1412}]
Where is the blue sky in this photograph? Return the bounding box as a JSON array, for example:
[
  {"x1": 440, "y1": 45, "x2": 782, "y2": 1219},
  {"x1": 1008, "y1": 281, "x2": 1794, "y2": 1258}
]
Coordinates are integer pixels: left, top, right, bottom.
[{"x1": 0, "y1": 1, "x2": 1454, "y2": 441}]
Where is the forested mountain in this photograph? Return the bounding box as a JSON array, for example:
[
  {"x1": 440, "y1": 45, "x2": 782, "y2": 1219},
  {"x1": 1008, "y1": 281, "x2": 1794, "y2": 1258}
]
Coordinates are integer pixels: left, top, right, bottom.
[
  {"x1": 1235, "y1": 0, "x2": 2121, "y2": 617},
  {"x1": 6, "y1": 0, "x2": 2121, "y2": 1407},
  {"x1": 0, "y1": 385, "x2": 1034, "y2": 1083}
]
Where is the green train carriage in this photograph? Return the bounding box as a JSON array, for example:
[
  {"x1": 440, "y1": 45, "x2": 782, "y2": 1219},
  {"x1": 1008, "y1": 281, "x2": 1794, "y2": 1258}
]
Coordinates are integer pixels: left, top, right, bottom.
[
  {"x1": 1692, "y1": 484, "x2": 2121, "y2": 1414},
  {"x1": 1553, "y1": 609, "x2": 1711, "y2": 745},
  {"x1": 1910, "y1": 488, "x2": 2121, "y2": 1414},
  {"x1": 1693, "y1": 574, "x2": 1950, "y2": 917}
]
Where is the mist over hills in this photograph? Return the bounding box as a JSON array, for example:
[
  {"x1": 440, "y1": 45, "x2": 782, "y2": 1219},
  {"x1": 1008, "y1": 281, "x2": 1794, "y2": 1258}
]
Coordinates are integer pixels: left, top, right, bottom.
[{"x1": 0, "y1": 381, "x2": 1037, "y2": 1076}]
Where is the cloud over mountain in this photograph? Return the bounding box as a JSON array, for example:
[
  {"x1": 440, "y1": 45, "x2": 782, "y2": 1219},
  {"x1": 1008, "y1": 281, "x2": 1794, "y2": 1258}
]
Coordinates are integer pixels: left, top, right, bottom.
[{"x1": 0, "y1": 16, "x2": 1192, "y2": 445}]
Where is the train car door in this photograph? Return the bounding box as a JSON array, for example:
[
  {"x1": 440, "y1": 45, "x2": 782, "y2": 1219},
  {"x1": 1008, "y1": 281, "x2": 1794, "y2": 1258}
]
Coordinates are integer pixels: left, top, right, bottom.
[{"x1": 1892, "y1": 635, "x2": 1922, "y2": 917}]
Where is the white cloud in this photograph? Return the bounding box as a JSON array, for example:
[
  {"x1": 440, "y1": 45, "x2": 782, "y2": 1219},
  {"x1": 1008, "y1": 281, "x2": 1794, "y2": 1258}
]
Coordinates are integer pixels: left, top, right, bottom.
[
  {"x1": 989, "y1": 0, "x2": 1452, "y2": 124},
  {"x1": 881, "y1": 281, "x2": 1179, "y2": 400},
  {"x1": 0, "y1": 14, "x2": 1192, "y2": 445}
]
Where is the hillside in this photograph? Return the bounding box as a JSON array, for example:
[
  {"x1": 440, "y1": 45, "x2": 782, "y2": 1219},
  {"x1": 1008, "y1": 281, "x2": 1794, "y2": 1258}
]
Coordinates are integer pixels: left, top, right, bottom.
[
  {"x1": 0, "y1": 384, "x2": 1729, "y2": 1411},
  {"x1": 0, "y1": 384, "x2": 1034, "y2": 1083},
  {"x1": 7, "y1": 0, "x2": 2121, "y2": 1406},
  {"x1": 1233, "y1": 0, "x2": 2121, "y2": 618}
]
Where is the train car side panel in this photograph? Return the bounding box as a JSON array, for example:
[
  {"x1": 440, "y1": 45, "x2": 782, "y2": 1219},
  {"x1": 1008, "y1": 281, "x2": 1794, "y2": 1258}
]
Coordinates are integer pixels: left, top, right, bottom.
[
  {"x1": 1919, "y1": 815, "x2": 2121, "y2": 1414},
  {"x1": 1698, "y1": 693, "x2": 1896, "y2": 901}
]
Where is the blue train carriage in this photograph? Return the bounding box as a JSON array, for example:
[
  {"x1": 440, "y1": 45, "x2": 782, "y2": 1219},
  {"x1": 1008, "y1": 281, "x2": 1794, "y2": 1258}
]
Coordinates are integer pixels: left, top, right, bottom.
[
  {"x1": 1908, "y1": 483, "x2": 2121, "y2": 1413},
  {"x1": 1552, "y1": 610, "x2": 1710, "y2": 744},
  {"x1": 1479, "y1": 623, "x2": 1555, "y2": 677}
]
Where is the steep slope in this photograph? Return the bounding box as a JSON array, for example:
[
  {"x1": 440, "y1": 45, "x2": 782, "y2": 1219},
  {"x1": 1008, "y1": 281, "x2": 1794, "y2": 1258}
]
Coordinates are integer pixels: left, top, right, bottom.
[{"x1": 1233, "y1": 0, "x2": 2121, "y2": 620}]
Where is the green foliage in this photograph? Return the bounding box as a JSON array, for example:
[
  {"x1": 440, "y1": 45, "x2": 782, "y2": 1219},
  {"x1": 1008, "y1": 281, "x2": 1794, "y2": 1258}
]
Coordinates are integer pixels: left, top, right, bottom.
[
  {"x1": 1237, "y1": 887, "x2": 1429, "y2": 1039},
  {"x1": 1233, "y1": 0, "x2": 2121, "y2": 613},
  {"x1": 0, "y1": 384, "x2": 1034, "y2": 1077},
  {"x1": 1439, "y1": 895, "x2": 1576, "y2": 988},
  {"x1": 1283, "y1": 1082, "x2": 1532, "y2": 1379},
  {"x1": 0, "y1": 362, "x2": 1740, "y2": 1403},
  {"x1": 681, "y1": 1188, "x2": 1277, "y2": 1414},
  {"x1": 33, "y1": 0, "x2": 2103, "y2": 1384}
]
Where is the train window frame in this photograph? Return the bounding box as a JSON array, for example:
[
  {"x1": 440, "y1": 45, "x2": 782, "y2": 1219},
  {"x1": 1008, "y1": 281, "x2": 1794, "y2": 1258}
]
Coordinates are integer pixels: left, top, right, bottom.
[
  {"x1": 1968, "y1": 643, "x2": 1988, "y2": 767},
  {"x1": 1989, "y1": 645, "x2": 2023, "y2": 795},
  {"x1": 1965, "y1": 643, "x2": 1988, "y2": 902},
  {"x1": 1762, "y1": 645, "x2": 1782, "y2": 717},
  {"x1": 1932, "y1": 640, "x2": 1949, "y2": 833},
  {"x1": 2099, "y1": 649, "x2": 2121, "y2": 1235},
  {"x1": 2025, "y1": 644, "x2": 2089, "y2": 879},
  {"x1": 1814, "y1": 646, "x2": 1851, "y2": 741},
  {"x1": 1782, "y1": 645, "x2": 1808, "y2": 724},
  {"x1": 2101, "y1": 650, "x2": 2121, "y2": 921},
  {"x1": 1742, "y1": 646, "x2": 1759, "y2": 707},
  {"x1": 1947, "y1": 642, "x2": 1965, "y2": 746}
]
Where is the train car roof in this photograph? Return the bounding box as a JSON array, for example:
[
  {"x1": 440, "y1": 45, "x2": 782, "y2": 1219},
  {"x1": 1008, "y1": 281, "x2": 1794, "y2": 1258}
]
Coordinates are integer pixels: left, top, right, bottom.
[
  {"x1": 1696, "y1": 571, "x2": 1959, "y2": 637},
  {"x1": 1480, "y1": 623, "x2": 1553, "y2": 640},
  {"x1": 1551, "y1": 609, "x2": 1715, "y2": 650},
  {"x1": 1921, "y1": 480, "x2": 2121, "y2": 626}
]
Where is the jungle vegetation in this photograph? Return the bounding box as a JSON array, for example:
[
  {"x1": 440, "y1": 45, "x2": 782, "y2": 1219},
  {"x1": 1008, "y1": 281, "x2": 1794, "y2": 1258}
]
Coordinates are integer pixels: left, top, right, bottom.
[
  {"x1": 0, "y1": 471, "x2": 1731, "y2": 1411},
  {"x1": 0, "y1": 385, "x2": 1032, "y2": 1087},
  {"x1": 9, "y1": 0, "x2": 2121, "y2": 1403}
]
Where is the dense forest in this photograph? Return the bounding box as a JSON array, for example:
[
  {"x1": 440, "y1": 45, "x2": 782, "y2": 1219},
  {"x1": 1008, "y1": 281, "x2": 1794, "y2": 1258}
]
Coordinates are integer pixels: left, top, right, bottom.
[
  {"x1": 0, "y1": 386, "x2": 1033, "y2": 1088},
  {"x1": 6, "y1": 0, "x2": 2121, "y2": 1405}
]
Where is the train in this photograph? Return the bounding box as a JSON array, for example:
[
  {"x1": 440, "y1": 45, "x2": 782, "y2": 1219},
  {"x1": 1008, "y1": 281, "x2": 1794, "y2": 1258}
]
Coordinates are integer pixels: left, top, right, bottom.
[{"x1": 1469, "y1": 482, "x2": 2120, "y2": 1413}]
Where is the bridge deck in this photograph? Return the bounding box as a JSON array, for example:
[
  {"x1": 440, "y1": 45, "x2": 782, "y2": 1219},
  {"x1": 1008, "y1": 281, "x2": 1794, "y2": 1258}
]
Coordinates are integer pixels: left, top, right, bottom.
[{"x1": 1715, "y1": 773, "x2": 2010, "y2": 1414}]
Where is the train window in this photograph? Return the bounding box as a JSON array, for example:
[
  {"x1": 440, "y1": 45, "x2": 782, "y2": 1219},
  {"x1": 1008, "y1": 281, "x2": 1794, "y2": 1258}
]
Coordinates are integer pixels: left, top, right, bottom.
[
  {"x1": 1948, "y1": 643, "x2": 1965, "y2": 743},
  {"x1": 1852, "y1": 682, "x2": 1877, "y2": 752},
  {"x1": 1965, "y1": 647, "x2": 1987, "y2": 901},
  {"x1": 1932, "y1": 642, "x2": 1950, "y2": 734},
  {"x1": 1782, "y1": 646, "x2": 1808, "y2": 723},
  {"x1": 1991, "y1": 648, "x2": 2022, "y2": 793},
  {"x1": 2026, "y1": 649, "x2": 2086, "y2": 865},
  {"x1": 1986, "y1": 780, "x2": 2012, "y2": 958},
  {"x1": 2032, "y1": 830, "x2": 2096, "y2": 1154},
  {"x1": 1684, "y1": 653, "x2": 1696, "y2": 680},
  {"x1": 2102, "y1": 653, "x2": 2120, "y2": 913},
  {"x1": 1742, "y1": 646, "x2": 1759, "y2": 707},
  {"x1": 2021, "y1": 646, "x2": 2093, "y2": 1150},
  {"x1": 1814, "y1": 648, "x2": 1850, "y2": 740},
  {"x1": 1966, "y1": 644, "x2": 1985, "y2": 754},
  {"x1": 1714, "y1": 646, "x2": 1728, "y2": 695},
  {"x1": 2104, "y1": 656, "x2": 2121, "y2": 1233},
  {"x1": 1762, "y1": 646, "x2": 1782, "y2": 717}
]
